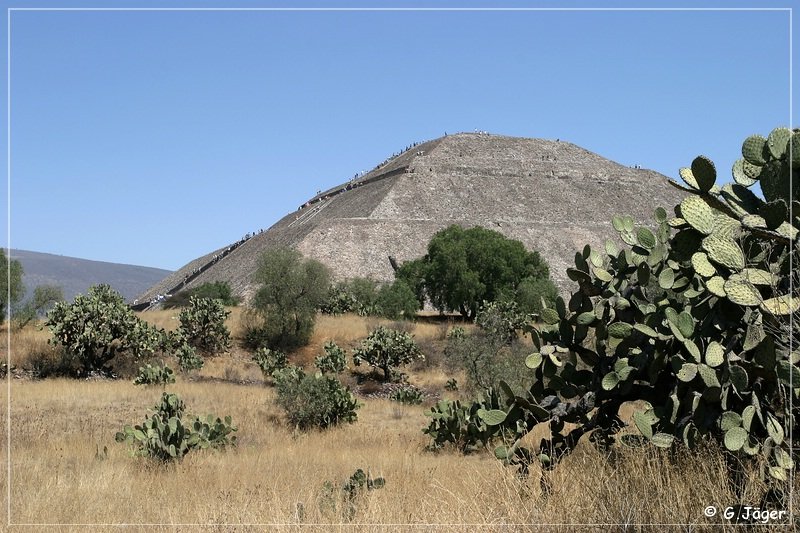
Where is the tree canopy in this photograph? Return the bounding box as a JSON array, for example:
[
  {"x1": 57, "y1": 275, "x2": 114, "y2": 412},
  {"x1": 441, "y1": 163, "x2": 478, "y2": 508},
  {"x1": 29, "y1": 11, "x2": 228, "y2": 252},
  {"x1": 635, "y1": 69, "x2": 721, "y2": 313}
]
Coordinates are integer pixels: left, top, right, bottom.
[
  {"x1": 0, "y1": 249, "x2": 24, "y2": 324},
  {"x1": 397, "y1": 225, "x2": 556, "y2": 318},
  {"x1": 251, "y1": 247, "x2": 331, "y2": 350}
]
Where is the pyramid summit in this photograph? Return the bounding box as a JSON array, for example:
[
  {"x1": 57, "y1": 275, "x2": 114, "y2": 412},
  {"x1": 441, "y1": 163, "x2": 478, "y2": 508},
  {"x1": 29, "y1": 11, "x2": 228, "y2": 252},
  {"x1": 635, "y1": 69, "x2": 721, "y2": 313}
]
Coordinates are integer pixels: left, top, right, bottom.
[{"x1": 138, "y1": 132, "x2": 686, "y2": 304}]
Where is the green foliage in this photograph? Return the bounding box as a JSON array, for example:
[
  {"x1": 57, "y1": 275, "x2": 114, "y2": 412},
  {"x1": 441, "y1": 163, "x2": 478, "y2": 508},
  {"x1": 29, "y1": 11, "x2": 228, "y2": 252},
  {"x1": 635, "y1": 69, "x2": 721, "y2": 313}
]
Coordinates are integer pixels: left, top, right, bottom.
[
  {"x1": 315, "y1": 341, "x2": 347, "y2": 374},
  {"x1": 163, "y1": 281, "x2": 240, "y2": 309},
  {"x1": 252, "y1": 347, "x2": 288, "y2": 378},
  {"x1": 375, "y1": 279, "x2": 420, "y2": 319},
  {"x1": 0, "y1": 249, "x2": 24, "y2": 325},
  {"x1": 444, "y1": 378, "x2": 459, "y2": 392},
  {"x1": 515, "y1": 276, "x2": 559, "y2": 316},
  {"x1": 133, "y1": 363, "x2": 176, "y2": 386},
  {"x1": 423, "y1": 387, "x2": 509, "y2": 453},
  {"x1": 480, "y1": 128, "x2": 800, "y2": 491},
  {"x1": 12, "y1": 284, "x2": 64, "y2": 330},
  {"x1": 175, "y1": 341, "x2": 204, "y2": 372},
  {"x1": 273, "y1": 365, "x2": 360, "y2": 430},
  {"x1": 45, "y1": 284, "x2": 164, "y2": 376},
  {"x1": 320, "y1": 277, "x2": 419, "y2": 319},
  {"x1": 177, "y1": 296, "x2": 231, "y2": 355},
  {"x1": 474, "y1": 300, "x2": 529, "y2": 345},
  {"x1": 251, "y1": 247, "x2": 331, "y2": 351},
  {"x1": 398, "y1": 225, "x2": 555, "y2": 318},
  {"x1": 389, "y1": 384, "x2": 424, "y2": 405},
  {"x1": 351, "y1": 326, "x2": 424, "y2": 381},
  {"x1": 115, "y1": 392, "x2": 236, "y2": 462},
  {"x1": 443, "y1": 324, "x2": 532, "y2": 396}
]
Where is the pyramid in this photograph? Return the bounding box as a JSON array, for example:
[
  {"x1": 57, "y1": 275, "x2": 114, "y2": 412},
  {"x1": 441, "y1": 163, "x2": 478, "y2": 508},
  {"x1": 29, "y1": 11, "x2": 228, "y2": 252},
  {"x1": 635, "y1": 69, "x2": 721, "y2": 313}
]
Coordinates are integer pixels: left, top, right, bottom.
[{"x1": 138, "y1": 132, "x2": 686, "y2": 304}]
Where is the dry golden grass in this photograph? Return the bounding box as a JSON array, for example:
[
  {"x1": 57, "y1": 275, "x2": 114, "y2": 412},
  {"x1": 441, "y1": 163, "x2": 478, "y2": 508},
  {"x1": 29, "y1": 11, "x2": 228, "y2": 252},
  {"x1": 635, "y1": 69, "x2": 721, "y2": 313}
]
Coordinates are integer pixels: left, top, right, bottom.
[{"x1": 2, "y1": 314, "x2": 797, "y2": 531}]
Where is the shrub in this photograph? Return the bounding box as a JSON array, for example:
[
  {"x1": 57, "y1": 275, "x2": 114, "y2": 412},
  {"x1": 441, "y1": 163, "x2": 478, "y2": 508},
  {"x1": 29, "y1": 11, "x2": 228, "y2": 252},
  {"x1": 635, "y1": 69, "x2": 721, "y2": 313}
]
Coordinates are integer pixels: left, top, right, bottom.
[
  {"x1": 12, "y1": 284, "x2": 64, "y2": 330},
  {"x1": 443, "y1": 327, "x2": 531, "y2": 396},
  {"x1": 389, "y1": 385, "x2": 424, "y2": 405},
  {"x1": 474, "y1": 299, "x2": 529, "y2": 344},
  {"x1": 163, "y1": 281, "x2": 240, "y2": 309},
  {"x1": 45, "y1": 284, "x2": 164, "y2": 376},
  {"x1": 115, "y1": 392, "x2": 236, "y2": 462},
  {"x1": 515, "y1": 276, "x2": 559, "y2": 316},
  {"x1": 133, "y1": 363, "x2": 176, "y2": 386},
  {"x1": 273, "y1": 366, "x2": 360, "y2": 430},
  {"x1": 315, "y1": 341, "x2": 347, "y2": 374},
  {"x1": 252, "y1": 347, "x2": 288, "y2": 378},
  {"x1": 444, "y1": 378, "x2": 459, "y2": 392},
  {"x1": 351, "y1": 326, "x2": 424, "y2": 381},
  {"x1": 177, "y1": 296, "x2": 231, "y2": 355},
  {"x1": 481, "y1": 128, "x2": 800, "y2": 496},
  {"x1": 251, "y1": 247, "x2": 331, "y2": 351}
]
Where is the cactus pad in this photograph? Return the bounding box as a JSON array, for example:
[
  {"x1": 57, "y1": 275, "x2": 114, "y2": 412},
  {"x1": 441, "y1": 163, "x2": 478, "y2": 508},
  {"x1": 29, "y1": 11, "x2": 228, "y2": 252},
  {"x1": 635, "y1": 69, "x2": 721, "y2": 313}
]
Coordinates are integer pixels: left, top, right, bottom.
[
  {"x1": 742, "y1": 134, "x2": 767, "y2": 165},
  {"x1": 702, "y1": 235, "x2": 745, "y2": 271},
  {"x1": 767, "y1": 127, "x2": 791, "y2": 159},
  {"x1": 724, "y1": 278, "x2": 762, "y2": 306},
  {"x1": 705, "y1": 342, "x2": 724, "y2": 367},
  {"x1": 732, "y1": 159, "x2": 758, "y2": 186},
  {"x1": 690, "y1": 252, "x2": 716, "y2": 278},
  {"x1": 724, "y1": 426, "x2": 748, "y2": 451},
  {"x1": 690, "y1": 156, "x2": 716, "y2": 192},
  {"x1": 680, "y1": 196, "x2": 715, "y2": 235},
  {"x1": 679, "y1": 167, "x2": 699, "y2": 190},
  {"x1": 759, "y1": 295, "x2": 799, "y2": 315}
]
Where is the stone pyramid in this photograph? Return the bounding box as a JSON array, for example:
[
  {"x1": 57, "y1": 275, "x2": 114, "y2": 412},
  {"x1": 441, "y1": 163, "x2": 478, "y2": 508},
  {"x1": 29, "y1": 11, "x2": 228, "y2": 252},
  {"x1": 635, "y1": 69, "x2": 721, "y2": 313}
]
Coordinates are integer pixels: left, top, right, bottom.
[{"x1": 138, "y1": 132, "x2": 686, "y2": 304}]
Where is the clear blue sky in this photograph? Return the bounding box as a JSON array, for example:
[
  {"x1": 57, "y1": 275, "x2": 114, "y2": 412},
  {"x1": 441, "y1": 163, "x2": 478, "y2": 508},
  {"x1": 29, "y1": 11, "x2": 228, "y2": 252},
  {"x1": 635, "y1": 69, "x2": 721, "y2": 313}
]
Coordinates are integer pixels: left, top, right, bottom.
[{"x1": 3, "y1": 1, "x2": 795, "y2": 271}]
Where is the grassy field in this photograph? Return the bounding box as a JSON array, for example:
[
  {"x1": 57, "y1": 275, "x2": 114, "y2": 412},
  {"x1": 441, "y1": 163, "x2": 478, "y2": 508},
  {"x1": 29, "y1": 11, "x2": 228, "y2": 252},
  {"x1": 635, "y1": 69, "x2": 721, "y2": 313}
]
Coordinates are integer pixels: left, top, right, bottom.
[{"x1": 2, "y1": 311, "x2": 796, "y2": 531}]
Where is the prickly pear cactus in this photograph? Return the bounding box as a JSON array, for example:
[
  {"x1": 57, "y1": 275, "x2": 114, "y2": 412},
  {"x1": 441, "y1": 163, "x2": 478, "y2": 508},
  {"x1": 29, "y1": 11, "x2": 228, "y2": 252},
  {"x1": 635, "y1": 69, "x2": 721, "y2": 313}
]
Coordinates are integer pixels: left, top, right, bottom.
[{"x1": 484, "y1": 127, "x2": 799, "y2": 486}]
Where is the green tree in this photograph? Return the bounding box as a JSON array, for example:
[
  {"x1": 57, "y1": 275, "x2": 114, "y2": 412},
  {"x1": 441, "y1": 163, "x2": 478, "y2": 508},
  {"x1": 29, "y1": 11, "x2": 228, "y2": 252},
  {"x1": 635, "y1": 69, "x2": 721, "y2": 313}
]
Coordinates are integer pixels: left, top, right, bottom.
[
  {"x1": 375, "y1": 279, "x2": 420, "y2": 319},
  {"x1": 0, "y1": 249, "x2": 24, "y2": 324},
  {"x1": 163, "y1": 281, "x2": 240, "y2": 309},
  {"x1": 400, "y1": 225, "x2": 556, "y2": 318},
  {"x1": 12, "y1": 284, "x2": 64, "y2": 329},
  {"x1": 251, "y1": 247, "x2": 331, "y2": 351}
]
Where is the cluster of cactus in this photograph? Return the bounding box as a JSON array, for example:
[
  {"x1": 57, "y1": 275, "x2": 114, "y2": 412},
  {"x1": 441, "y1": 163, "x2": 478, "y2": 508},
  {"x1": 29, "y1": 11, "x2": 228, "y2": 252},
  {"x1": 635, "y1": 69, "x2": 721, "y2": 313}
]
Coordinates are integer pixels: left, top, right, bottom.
[
  {"x1": 389, "y1": 384, "x2": 424, "y2": 405},
  {"x1": 115, "y1": 392, "x2": 237, "y2": 462},
  {"x1": 133, "y1": 363, "x2": 176, "y2": 386},
  {"x1": 174, "y1": 339, "x2": 204, "y2": 372},
  {"x1": 315, "y1": 341, "x2": 348, "y2": 374},
  {"x1": 423, "y1": 386, "x2": 512, "y2": 453},
  {"x1": 444, "y1": 378, "x2": 459, "y2": 392},
  {"x1": 273, "y1": 365, "x2": 360, "y2": 430},
  {"x1": 45, "y1": 284, "x2": 164, "y2": 375},
  {"x1": 478, "y1": 128, "x2": 798, "y2": 487},
  {"x1": 320, "y1": 468, "x2": 385, "y2": 521},
  {"x1": 177, "y1": 296, "x2": 231, "y2": 355},
  {"x1": 252, "y1": 347, "x2": 288, "y2": 378},
  {"x1": 352, "y1": 326, "x2": 424, "y2": 381}
]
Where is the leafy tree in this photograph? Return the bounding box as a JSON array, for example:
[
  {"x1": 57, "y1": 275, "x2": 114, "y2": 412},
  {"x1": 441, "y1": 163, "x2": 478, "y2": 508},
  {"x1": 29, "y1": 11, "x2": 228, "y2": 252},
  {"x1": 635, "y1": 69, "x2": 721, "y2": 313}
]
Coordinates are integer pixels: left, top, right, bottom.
[
  {"x1": 399, "y1": 225, "x2": 556, "y2": 318},
  {"x1": 376, "y1": 279, "x2": 420, "y2": 319},
  {"x1": 12, "y1": 284, "x2": 64, "y2": 329},
  {"x1": 45, "y1": 284, "x2": 163, "y2": 375},
  {"x1": 351, "y1": 326, "x2": 423, "y2": 381},
  {"x1": 0, "y1": 249, "x2": 24, "y2": 324},
  {"x1": 251, "y1": 247, "x2": 331, "y2": 351}
]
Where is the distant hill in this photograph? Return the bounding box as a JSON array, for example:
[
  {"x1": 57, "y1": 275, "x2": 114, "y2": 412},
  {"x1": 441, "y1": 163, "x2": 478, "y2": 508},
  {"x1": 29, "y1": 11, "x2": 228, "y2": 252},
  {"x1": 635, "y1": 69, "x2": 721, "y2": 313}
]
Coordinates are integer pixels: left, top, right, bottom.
[
  {"x1": 9, "y1": 249, "x2": 172, "y2": 303},
  {"x1": 140, "y1": 132, "x2": 686, "y2": 305}
]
